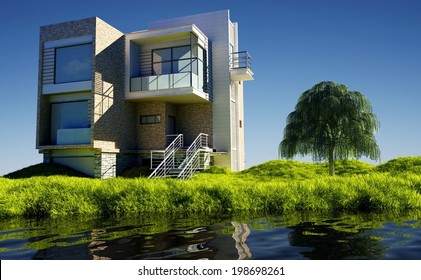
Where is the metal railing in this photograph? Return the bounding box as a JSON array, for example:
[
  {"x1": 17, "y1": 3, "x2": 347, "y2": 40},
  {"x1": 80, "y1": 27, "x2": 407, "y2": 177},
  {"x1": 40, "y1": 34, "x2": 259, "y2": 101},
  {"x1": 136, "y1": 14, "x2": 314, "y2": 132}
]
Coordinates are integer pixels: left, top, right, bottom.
[
  {"x1": 148, "y1": 134, "x2": 183, "y2": 178},
  {"x1": 230, "y1": 51, "x2": 252, "y2": 69},
  {"x1": 177, "y1": 150, "x2": 201, "y2": 180},
  {"x1": 177, "y1": 133, "x2": 209, "y2": 180}
]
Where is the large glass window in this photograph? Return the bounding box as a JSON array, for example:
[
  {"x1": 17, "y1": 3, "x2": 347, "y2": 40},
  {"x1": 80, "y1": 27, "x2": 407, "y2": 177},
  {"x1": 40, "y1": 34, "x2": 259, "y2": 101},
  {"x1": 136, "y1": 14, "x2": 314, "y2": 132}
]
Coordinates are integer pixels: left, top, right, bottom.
[
  {"x1": 152, "y1": 46, "x2": 192, "y2": 75},
  {"x1": 151, "y1": 45, "x2": 206, "y2": 91},
  {"x1": 55, "y1": 44, "x2": 92, "y2": 84},
  {"x1": 51, "y1": 101, "x2": 89, "y2": 144}
]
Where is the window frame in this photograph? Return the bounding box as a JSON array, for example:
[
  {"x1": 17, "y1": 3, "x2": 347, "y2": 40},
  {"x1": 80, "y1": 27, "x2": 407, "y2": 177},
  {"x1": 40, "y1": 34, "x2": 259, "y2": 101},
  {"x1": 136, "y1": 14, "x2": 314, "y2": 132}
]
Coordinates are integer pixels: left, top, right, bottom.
[
  {"x1": 151, "y1": 45, "x2": 196, "y2": 76},
  {"x1": 50, "y1": 100, "x2": 90, "y2": 145},
  {"x1": 140, "y1": 115, "x2": 161, "y2": 125},
  {"x1": 54, "y1": 43, "x2": 92, "y2": 84}
]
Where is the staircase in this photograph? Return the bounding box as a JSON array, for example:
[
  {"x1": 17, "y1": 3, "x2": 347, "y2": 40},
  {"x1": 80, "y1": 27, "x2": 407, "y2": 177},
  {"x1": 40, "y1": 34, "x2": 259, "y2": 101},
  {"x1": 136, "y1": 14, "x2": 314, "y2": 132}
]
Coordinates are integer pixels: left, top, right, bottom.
[
  {"x1": 148, "y1": 133, "x2": 210, "y2": 179},
  {"x1": 148, "y1": 134, "x2": 184, "y2": 179}
]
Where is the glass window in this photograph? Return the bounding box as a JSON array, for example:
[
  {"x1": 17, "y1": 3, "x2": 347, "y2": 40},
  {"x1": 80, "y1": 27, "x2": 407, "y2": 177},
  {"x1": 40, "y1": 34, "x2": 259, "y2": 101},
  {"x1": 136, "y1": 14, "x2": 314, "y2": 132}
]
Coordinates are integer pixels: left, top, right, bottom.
[
  {"x1": 51, "y1": 101, "x2": 89, "y2": 144},
  {"x1": 198, "y1": 46, "x2": 204, "y2": 60},
  {"x1": 153, "y1": 49, "x2": 171, "y2": 62},
  {"x1": 149, "y1": 45, "x2": 207, "y2": 92},
  {"x1": 153, "y1": 62, "x2": 171, "y2": 75},
  {"x1": 140, "y1": 115, "x2": 161, "y2": 124},
  {"x1": 172, "y1": 59, "x2": 191, "y2": 73},
  {"x1": 198, "y1": 60, "x2": 204, "y2": 90},
  {"x1": 191, "y1": 58, "x2": 198, "y2": 75},
  {"x1": 172, "y1": 46, "x2": 191, "y2": 60},
  {"x1": 55, "y1": 44, "x2": 92, "y2": 84}
]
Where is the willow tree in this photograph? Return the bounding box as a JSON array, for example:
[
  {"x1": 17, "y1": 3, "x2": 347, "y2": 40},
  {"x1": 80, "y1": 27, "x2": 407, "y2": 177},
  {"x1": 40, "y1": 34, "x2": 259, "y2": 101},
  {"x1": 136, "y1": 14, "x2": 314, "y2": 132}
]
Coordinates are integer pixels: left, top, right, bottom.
[{"x1": 279, "y1": 81, "x2": 380, "y2": 175}]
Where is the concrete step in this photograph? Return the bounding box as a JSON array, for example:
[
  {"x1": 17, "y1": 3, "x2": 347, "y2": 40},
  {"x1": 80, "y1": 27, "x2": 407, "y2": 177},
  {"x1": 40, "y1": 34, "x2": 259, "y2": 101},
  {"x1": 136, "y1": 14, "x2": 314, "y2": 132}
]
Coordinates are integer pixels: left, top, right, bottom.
[{"x1": 168, "y1": 168, "x2": 182, "y2": 175}]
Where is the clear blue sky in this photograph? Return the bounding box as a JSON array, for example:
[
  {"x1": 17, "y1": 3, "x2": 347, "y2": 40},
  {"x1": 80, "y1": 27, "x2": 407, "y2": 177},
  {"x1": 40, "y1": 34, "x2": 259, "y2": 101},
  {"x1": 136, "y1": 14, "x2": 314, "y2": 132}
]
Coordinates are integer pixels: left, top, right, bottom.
[{"x1": 0, "y1": 0, "x2": 420, "y2": 175}]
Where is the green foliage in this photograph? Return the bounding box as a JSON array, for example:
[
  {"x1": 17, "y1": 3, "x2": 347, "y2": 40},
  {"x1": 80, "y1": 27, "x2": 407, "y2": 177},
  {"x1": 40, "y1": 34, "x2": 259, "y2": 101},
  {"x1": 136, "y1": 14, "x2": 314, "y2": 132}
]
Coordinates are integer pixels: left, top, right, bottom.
[
  {"x1": 201, "y1": 165, "x2": 233, "y2": 174},
  {"x1": 279, "y1": 81, "x2": 380, "y2": 175},
  {"x1": 1, "y1": 157, "x2": 420, "y2": 218}
]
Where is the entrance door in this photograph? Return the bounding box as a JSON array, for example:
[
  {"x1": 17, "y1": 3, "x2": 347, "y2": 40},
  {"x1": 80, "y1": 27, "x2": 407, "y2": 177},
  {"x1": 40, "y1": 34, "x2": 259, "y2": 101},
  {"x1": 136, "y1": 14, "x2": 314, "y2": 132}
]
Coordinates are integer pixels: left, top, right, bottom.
[{"x1": 167, "y1": 116, "x2": 176, "y2": 135}]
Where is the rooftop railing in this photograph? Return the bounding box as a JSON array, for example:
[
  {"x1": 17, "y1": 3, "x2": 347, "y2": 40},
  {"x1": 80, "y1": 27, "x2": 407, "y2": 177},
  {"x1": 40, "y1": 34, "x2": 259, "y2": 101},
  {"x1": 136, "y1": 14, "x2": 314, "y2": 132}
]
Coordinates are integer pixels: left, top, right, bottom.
[{"x1": 230, "y1": 51, "x2": 252, "y2": 69}]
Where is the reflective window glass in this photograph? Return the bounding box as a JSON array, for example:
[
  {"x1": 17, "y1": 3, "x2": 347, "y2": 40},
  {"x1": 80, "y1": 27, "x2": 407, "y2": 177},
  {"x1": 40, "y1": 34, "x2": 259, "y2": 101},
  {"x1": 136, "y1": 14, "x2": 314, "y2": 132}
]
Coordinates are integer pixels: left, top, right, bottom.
[
  {"x1": 172, "y1": 59, "x2": 191, "y2": 73},
  {"x1": 140, "y1": 115, "x2": 161, "y2": 124},
  {"x1": 173, "y1": 46, "x2": 191, "y2": 60},
  {"x1": 153, "y1": 62, "x2": 171, "y2": 75},
  {"x1": 153, "y1": 49, "x2": 171, "y2": 62},
  {"x1": 55, "y1": 44, "x2": 92, "y2": 83}
]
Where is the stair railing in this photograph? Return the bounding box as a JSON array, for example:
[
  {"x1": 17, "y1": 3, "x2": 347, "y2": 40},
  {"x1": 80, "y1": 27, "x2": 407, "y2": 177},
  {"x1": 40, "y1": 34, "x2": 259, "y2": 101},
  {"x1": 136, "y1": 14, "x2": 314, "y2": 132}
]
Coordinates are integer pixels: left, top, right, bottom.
[
  {"x1": 177, "y1": 133, "x2": 209, "y2": 180},
  {"x1": 148, "y1": 134, "x2": 183, "y2": 178}
]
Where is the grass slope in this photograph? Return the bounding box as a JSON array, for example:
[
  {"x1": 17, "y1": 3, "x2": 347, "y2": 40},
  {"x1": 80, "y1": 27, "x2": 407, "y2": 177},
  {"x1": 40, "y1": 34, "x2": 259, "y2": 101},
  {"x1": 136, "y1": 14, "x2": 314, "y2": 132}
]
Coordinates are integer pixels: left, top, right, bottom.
[
  {"x1": 3, "y1": 163, "x2": 87, "y2": 179},
  {"x1": 0, "y1": 157, "x2": 420, "y2": 218}
]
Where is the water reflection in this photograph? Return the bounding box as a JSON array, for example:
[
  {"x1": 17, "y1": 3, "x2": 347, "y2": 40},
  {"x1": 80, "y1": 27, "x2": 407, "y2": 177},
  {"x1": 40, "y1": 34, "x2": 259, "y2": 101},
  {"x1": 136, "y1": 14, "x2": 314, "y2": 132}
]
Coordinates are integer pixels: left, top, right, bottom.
[
  {"x1": 0, "y1": 212, "x2": 420, "y2": 260},
  {"x1": 287, "y1": 220, "x2": 387, "y2": 259}
]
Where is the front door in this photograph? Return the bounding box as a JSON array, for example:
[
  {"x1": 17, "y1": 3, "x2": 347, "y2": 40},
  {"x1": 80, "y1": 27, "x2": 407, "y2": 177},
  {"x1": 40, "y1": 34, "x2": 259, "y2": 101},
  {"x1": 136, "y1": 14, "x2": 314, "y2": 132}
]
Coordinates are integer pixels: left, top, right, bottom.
[{"x1": 167, "y1": 116, "x2": 176, "y2": 135}]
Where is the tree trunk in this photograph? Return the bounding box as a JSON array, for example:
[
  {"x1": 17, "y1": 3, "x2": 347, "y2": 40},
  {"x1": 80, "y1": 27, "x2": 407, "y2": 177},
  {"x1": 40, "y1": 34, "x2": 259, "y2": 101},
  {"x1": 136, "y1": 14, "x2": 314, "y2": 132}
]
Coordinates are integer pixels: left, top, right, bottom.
[{"x1": 328, "y1": 147, "x2": 335, "y2": 176}]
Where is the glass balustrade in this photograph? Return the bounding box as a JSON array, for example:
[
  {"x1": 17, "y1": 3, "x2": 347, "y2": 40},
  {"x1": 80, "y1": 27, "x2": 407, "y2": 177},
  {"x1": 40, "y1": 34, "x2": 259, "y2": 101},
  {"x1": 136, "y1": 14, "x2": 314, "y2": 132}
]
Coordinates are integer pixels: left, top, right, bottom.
[{"x1": 131, "y1": 71, "x2": 200, "y2": 92}]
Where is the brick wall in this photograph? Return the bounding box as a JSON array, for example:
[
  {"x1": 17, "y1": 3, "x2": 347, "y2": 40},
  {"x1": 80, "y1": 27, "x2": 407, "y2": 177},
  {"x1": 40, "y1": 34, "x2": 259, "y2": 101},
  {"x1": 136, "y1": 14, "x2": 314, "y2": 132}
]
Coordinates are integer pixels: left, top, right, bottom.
[
  {"x1": 92, "y1": 18, "x2": 137, "y2": 151},
  {"x1": 136, "y1": 102, "x2": 167, "y2": 150},
  {"x1": 176, "y1": 103, "x2": 213, "y2": 146}
]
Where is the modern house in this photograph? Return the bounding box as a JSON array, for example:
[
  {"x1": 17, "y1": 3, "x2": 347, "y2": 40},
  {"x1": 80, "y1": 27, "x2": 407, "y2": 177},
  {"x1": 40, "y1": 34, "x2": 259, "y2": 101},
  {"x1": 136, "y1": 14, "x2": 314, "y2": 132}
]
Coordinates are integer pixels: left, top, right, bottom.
[{"x1": 36, "y1": 10, "x2": 253, "y2": 178}]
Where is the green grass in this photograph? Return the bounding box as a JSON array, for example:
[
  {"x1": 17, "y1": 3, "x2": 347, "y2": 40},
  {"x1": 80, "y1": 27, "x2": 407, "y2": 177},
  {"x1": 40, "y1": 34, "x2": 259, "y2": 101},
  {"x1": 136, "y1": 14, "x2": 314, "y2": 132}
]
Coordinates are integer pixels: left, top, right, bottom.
[
  {"x1": 3, "y1": 163, "x2": 87, "y2": 179},
  {"x1": 1, "y1": 157, "x2": 421, "y2": 218},
  {"x1": 375, "y1": 156, "x2": 421, "y2": 174}
]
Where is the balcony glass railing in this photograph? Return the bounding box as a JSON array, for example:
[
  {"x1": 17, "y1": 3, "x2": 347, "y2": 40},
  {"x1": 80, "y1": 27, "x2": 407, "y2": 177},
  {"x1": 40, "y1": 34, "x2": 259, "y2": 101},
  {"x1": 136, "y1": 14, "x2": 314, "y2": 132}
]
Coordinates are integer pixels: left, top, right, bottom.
[
  {"x1": 230, "y1": 51, "x2": 252, "y2": 69},
  {"x1": 131, "y1": 72, "x2": 200, "y2": 92}
]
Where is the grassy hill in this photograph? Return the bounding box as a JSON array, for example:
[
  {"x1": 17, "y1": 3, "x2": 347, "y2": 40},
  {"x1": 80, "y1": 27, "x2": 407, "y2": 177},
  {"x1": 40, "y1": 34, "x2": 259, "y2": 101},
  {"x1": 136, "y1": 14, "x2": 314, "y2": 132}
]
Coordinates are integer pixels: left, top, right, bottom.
[
  {"x1": 1, "y1": 157, "x2": 420, "y2": 218},
  {"x1": 3, "y1": 163, "x2": 87, "y2": 179}
]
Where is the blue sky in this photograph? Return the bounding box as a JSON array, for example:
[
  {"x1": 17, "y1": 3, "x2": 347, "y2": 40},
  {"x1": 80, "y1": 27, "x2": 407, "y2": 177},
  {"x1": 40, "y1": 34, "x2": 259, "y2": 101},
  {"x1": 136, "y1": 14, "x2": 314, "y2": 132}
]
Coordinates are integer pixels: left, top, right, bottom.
[{"x1": 0, "y1": 0, "x2": 420, "y2": 175}]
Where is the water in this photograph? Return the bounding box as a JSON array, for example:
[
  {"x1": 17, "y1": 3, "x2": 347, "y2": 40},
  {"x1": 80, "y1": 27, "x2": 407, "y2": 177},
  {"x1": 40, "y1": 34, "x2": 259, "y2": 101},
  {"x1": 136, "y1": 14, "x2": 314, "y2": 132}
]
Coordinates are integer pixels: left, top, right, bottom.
[{"x1": 1, "y1": 212, "x2": 421, "y2": 260}]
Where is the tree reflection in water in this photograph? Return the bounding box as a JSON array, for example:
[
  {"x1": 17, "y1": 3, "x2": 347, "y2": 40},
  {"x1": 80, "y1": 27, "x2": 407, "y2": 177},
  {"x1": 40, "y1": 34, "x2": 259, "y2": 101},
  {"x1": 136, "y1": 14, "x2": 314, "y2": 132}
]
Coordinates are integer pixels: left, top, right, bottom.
[{"x1": 287, "y1": 220, "x2": 387, "y2": 259}]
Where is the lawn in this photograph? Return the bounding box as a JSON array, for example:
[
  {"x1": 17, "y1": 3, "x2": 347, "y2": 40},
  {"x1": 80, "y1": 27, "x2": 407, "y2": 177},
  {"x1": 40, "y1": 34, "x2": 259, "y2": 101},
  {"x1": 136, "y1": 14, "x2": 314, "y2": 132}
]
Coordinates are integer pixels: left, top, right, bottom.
[{"x1": 1, "y1": 157, "x2": 420, "y2": 218}]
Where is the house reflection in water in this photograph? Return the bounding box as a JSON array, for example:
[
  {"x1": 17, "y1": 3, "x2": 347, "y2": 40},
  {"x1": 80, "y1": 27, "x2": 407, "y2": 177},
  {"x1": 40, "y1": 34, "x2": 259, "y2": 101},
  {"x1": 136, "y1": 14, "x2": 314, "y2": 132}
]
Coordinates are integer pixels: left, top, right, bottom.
[
  {"x1": 86, "y1": 222, "x2": 252, "y2": 260},
  {"x1": 231, "y1": 222, "x2": 252, "y2": 260}
]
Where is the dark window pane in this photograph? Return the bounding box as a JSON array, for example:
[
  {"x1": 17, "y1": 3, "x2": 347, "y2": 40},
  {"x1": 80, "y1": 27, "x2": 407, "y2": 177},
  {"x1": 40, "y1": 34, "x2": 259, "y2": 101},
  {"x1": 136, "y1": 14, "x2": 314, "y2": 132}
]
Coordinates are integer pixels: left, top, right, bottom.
[
  {"x1": 146, "y1": 116, "x2": 155, "y2": 123},
  {"x1": 140, "y1": 115, "x2": 161, "y2": 124}
]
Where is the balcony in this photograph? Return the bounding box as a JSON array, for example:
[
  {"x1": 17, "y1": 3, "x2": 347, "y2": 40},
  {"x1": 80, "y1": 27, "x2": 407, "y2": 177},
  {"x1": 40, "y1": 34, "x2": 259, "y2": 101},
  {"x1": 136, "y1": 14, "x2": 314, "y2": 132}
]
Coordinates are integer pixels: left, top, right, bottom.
[
  {"x1": 129, "y1": 71, "x2": 209, "y2": 103},
  {"x1": 131, "y1": 72, "x2": 196, "y2": 91},
  {"x1": 230, "y1": 51, "x2": 254, "y2": 81},
  {"x1": 126, "y1": 24, "x2": 211, "y2": 103}
]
